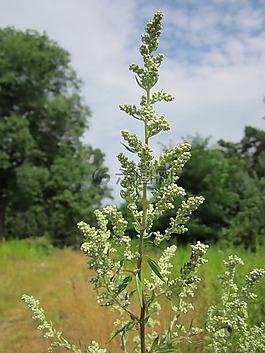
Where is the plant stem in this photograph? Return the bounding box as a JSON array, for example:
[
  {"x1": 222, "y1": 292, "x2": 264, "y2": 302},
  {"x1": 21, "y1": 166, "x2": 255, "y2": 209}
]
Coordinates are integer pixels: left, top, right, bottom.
[
  {"x1": 137, "y1": 186, "x2": 147, "y2": 353},
  {"x1": 137, "y1": 86, "x2": 151, "y2": 353}
]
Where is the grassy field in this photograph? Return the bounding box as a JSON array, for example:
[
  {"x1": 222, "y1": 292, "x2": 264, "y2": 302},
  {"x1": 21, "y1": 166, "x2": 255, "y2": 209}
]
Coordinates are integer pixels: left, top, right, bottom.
[{"x1": 0, "y1": 239, "x2": 264, "y2": 353}]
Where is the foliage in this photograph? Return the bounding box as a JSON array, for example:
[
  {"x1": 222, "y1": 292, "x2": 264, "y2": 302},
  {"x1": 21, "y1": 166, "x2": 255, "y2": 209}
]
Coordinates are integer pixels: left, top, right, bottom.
[
  {"x1": 136, "y1": 130, "x2": 264, "y2": 249},
  {"x1": 0, "y1": 240, "x2": 263, "y2": 352},
  {"x1": 147, "y1": 136, "x2": 238, "y2": 245},
  {"x1": 22, "y1": 12, "x2": 265, "y2": 353},
  {"x1": 206, "y1": 256, "x2": 265, "y2": 352},
  {"x1": 219, "y1": 126, "x2": 265, "y2": 178},
  {"x1": 219, "y1": 126, "x2": 265, "y2": 250},
  {"x1": 0, "y1": 27, "x2": 110, "y2": 246}
]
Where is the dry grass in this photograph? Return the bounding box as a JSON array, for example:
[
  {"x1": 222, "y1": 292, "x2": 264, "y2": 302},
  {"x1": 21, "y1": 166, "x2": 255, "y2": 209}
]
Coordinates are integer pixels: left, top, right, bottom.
[
  {"x1": 0, "y1": 247, "x2": 119, "y2": 352},
  {"x1": 0, "y1": 240, "x2": 264, "y2": 353}
]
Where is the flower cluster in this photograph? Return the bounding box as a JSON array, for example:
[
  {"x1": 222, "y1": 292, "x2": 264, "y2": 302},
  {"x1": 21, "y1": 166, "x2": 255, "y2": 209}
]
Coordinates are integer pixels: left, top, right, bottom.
[
  {"x1": 173, "y1": 242, "x2": 209, "y2": 312},
  {"x1": 143, "y1": 242, "x2": 208, "y2": 348},
  {"x1": 78, "y1": 206, "x2": 140, "y2": 308},
  {"x1": 153, "y1": 196, "x2": 205, "y2": 244},
  {"x1": 121, "y1": 130, "x2": 143, "y2": 153},
  {"x1": 21, "y1": 294, "x2": 106, "y2": 353},
  {"x1": 144, "y1": 244, "x2": 177, "y2": 292},
  {"x1": 86, "y1": 341, "x2": 108, "y2": 353},
  {"x1": 242, "y1": 268, "x2": 265, "y2": 300},
  {"x1": 129, "y1": 11, "x2": 163, "y2": 91},
  {"x1": 206, "y1": 255, "x2": 265, "y2": 352}
]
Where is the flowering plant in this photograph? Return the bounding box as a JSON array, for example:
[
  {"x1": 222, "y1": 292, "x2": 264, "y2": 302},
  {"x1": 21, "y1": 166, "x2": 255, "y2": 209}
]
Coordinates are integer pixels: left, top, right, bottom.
[{"x1": 22, "y1": 12, "x2": 264, "y2": 353}]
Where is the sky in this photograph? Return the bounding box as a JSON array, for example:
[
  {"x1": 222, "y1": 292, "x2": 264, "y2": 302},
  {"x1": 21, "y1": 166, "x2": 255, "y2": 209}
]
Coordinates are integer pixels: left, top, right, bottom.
[{"x1": 1, "y1": 0, "x2": 265, "y2": 202}]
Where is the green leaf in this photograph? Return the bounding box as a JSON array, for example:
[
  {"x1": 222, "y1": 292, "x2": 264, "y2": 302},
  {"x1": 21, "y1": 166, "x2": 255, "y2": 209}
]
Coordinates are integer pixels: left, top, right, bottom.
[
  {"x1": 135, "y1": 75, "x2": 145, "y2": 89},
  {"x1": 129, "y1": 289, "x2": 136, "y2": 299},
  {"x1": 145, "y1": 289, "x2": 155, "y2": 303},
  {"x1": 134, "y1": 224, "x2": 146, "y2": 233},
  {"x1": 147, "y1": 258, "x2": 165, "y2": 282},
  {"x1": 188, "y1": 318, "x2": 193, "y2": 333},
  {"x1": 154, "y1": 345, "x2": 175, "y2": 353},
  {"x1": 154, "y1": 341, "x2": 180, "y2": 353},
  {"x1": 107, "y1": 326, "x2": 125, "y2": 343},
  {"x1": 135, "y1": 274, "x2": 143, "y2": 307},
  {"x1": 144, "y1": 315, "x2": 150, "y2": 324},
  {"x1": 151, "y1": 335, "x2": 159, "y2": 350},
  {"x1": 144, "y1": 240, "x2": 164, "y2": 250},
  {"x1": 120, "y1": 142, "x2": 136, "y2": 153},
  {"x1": 117, "y1": 276, "x2": 132, "y2": 295},
  {"x1": 107, "y1": 321, "x2": 135, "y2": 343},
  {"x1": 143, "y1": 240, "x2": 154, "y2": 247}
]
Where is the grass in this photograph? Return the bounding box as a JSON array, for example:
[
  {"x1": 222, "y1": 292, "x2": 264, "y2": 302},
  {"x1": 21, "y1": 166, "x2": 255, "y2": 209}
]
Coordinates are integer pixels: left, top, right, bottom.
[{"x1": 0, "y1": 239, "x2": 264, "y2": 353}]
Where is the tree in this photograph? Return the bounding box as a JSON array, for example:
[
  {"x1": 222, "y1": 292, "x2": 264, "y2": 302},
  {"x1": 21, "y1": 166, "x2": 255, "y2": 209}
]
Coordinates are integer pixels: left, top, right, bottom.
[
  {"x1": 219, "y1": 126, "x2": 265, "y2": 250},
  {"x1": 0, "y1": 27, "x2": 110, "y2": 246},
  {"x1": 119, "y1": 136, "x2": 239, "y2": 245},
  {"x1": 219, "y1": 126, "x2": 265, "y2": 177},
  {"x1": 120, "y1": 128, "x2": 265, "y2": 249},
  {"x1": 150, "y1": 136, "x2": 239, "y2": 244}
]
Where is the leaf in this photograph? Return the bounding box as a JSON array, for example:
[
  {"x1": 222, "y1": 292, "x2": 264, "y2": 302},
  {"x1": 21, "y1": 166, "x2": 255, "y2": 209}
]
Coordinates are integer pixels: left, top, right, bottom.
[
  {"x1": 145, "y1": 289, "x2": 155, "y2": 303},
  {"x1": 154, "y1": 340, "x2": 180, "y2": 353},
  {"x1": 147, "y1": 258, "x2": 165, "y2": 282},
  {"x1": 151, "y1": 335, "x2": 159, "y2": 351},
  {"x1": 188, "y1": 318, "x2": 193, "y2": 333},
  {"x1": 107, "y1": 326, "x2": 125, "y2": 343},
  {"x1": 144, "y1": 315, "x2": 150, "y2": 324},
  {"x1": 120, "y1": 142, "x2": 136, "y2": 153},
  {"x1": 154, "y1": 345, "x2": 175, "y2": 353},
  {"x1": 135, "y1": 75, "x2": 145, "y2": 89},
  {"x1": 134, "y1": 224, "x2": 146, "y2": 233},
  {"x1": 143, "y1": 240, "x2": 154, "y2": 248},
  {"x1": 144, "y1": 240, "x2": 164, "y2": 250},
  {"x1": 120, "y1": 322, "x2": 135, "y2": 351},
  {"x1": 129, "y1": 289, "x2": 136, "y2": 299},
  {"x1": 107, "y1": 321, "x2": 135, "y2": 343},
  {"x1": 135, "y1": 274, "x2": 143, "y2": 307},
  {"x1": 117, "y1": 276, "x2": 132, "y2": 295}
]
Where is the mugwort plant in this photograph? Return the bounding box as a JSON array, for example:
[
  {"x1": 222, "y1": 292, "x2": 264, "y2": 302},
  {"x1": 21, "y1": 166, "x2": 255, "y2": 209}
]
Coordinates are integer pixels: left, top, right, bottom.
[{"x1": 22, "y1": 12, "x2": 265, "y2": 353}]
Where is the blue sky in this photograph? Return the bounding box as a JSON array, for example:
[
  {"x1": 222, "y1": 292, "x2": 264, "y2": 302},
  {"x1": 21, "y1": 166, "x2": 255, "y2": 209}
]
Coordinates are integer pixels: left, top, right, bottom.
[{"x1": 1, "y1": 0, "x2": 265, "y2": 202}]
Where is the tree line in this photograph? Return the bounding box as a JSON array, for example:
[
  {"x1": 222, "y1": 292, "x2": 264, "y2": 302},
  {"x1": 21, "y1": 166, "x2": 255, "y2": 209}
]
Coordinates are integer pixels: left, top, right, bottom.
[
  {"x1": 0, "y1": 27, "x2": 264, "y2": 249},
  {"x1": 176, "y1": 127, "x2": 265, "y2": 249}
]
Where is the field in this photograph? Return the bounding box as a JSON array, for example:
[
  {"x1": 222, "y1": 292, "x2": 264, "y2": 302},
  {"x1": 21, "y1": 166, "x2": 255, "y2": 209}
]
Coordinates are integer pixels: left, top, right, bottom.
[{"x1": 0, "y1": 239, "x2": 264, "y2": 353}]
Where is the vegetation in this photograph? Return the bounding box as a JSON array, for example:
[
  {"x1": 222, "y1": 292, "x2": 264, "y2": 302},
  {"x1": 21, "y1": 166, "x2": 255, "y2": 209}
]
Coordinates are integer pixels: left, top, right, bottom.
[
  {"x1": 0, "y1": 239, "x2": 264, "y2": 353},
  {"x1": 0, "y1": 21, "x2": 264, "y2": 251},
  {"x1": 0, "y1": 27, "x2": 110, "y2": 246},
  {"x1": 219, "y1": 126, "x2": 265, "y2": 250},
  {"x1": 21, "y1": 12, "x2": 264, "y2": 353},
  {"x1": 121, "y1": 128, "x2": 265, "y2": 250}
]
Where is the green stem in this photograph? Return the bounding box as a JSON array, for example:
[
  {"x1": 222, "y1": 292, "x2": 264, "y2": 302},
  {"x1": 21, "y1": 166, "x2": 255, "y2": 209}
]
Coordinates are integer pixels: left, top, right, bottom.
[
  {"x1": 230, "y1": 331, "x2": 236, "y2": 353},
  {"x1": 145, "y1": 88, "x2": 150, "y2": 145},
  {"x1": 137, "y1": 181, "x2": 147, "y2": 353},
  {"x1": 137, "y1": 86, "x2": 151, "y2": 353}
]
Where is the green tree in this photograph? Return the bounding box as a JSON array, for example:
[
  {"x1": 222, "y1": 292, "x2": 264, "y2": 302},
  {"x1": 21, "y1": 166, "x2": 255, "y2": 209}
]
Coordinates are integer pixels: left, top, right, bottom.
[
  {"x1": 0, "y1": 27, "x2": 110, "y2": 246},
  {"x1": 219, "y1": 126, "x2": 265, "y2": 250},
  {"x1": 219, "y1": 126, "x2": 265, "y2": 177},
  {"x1": 150, "y1": 136, "x2": 238, "y2": 244},
  {"x1": 120, "y1": 129, "x2": 265, "y2": 249}
]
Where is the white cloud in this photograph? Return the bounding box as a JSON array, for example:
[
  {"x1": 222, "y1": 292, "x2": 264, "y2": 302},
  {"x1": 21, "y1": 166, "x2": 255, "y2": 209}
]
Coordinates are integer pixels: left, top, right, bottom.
[{"x1": 0, "y1": 0, "x2": 264, "y2": 202}]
